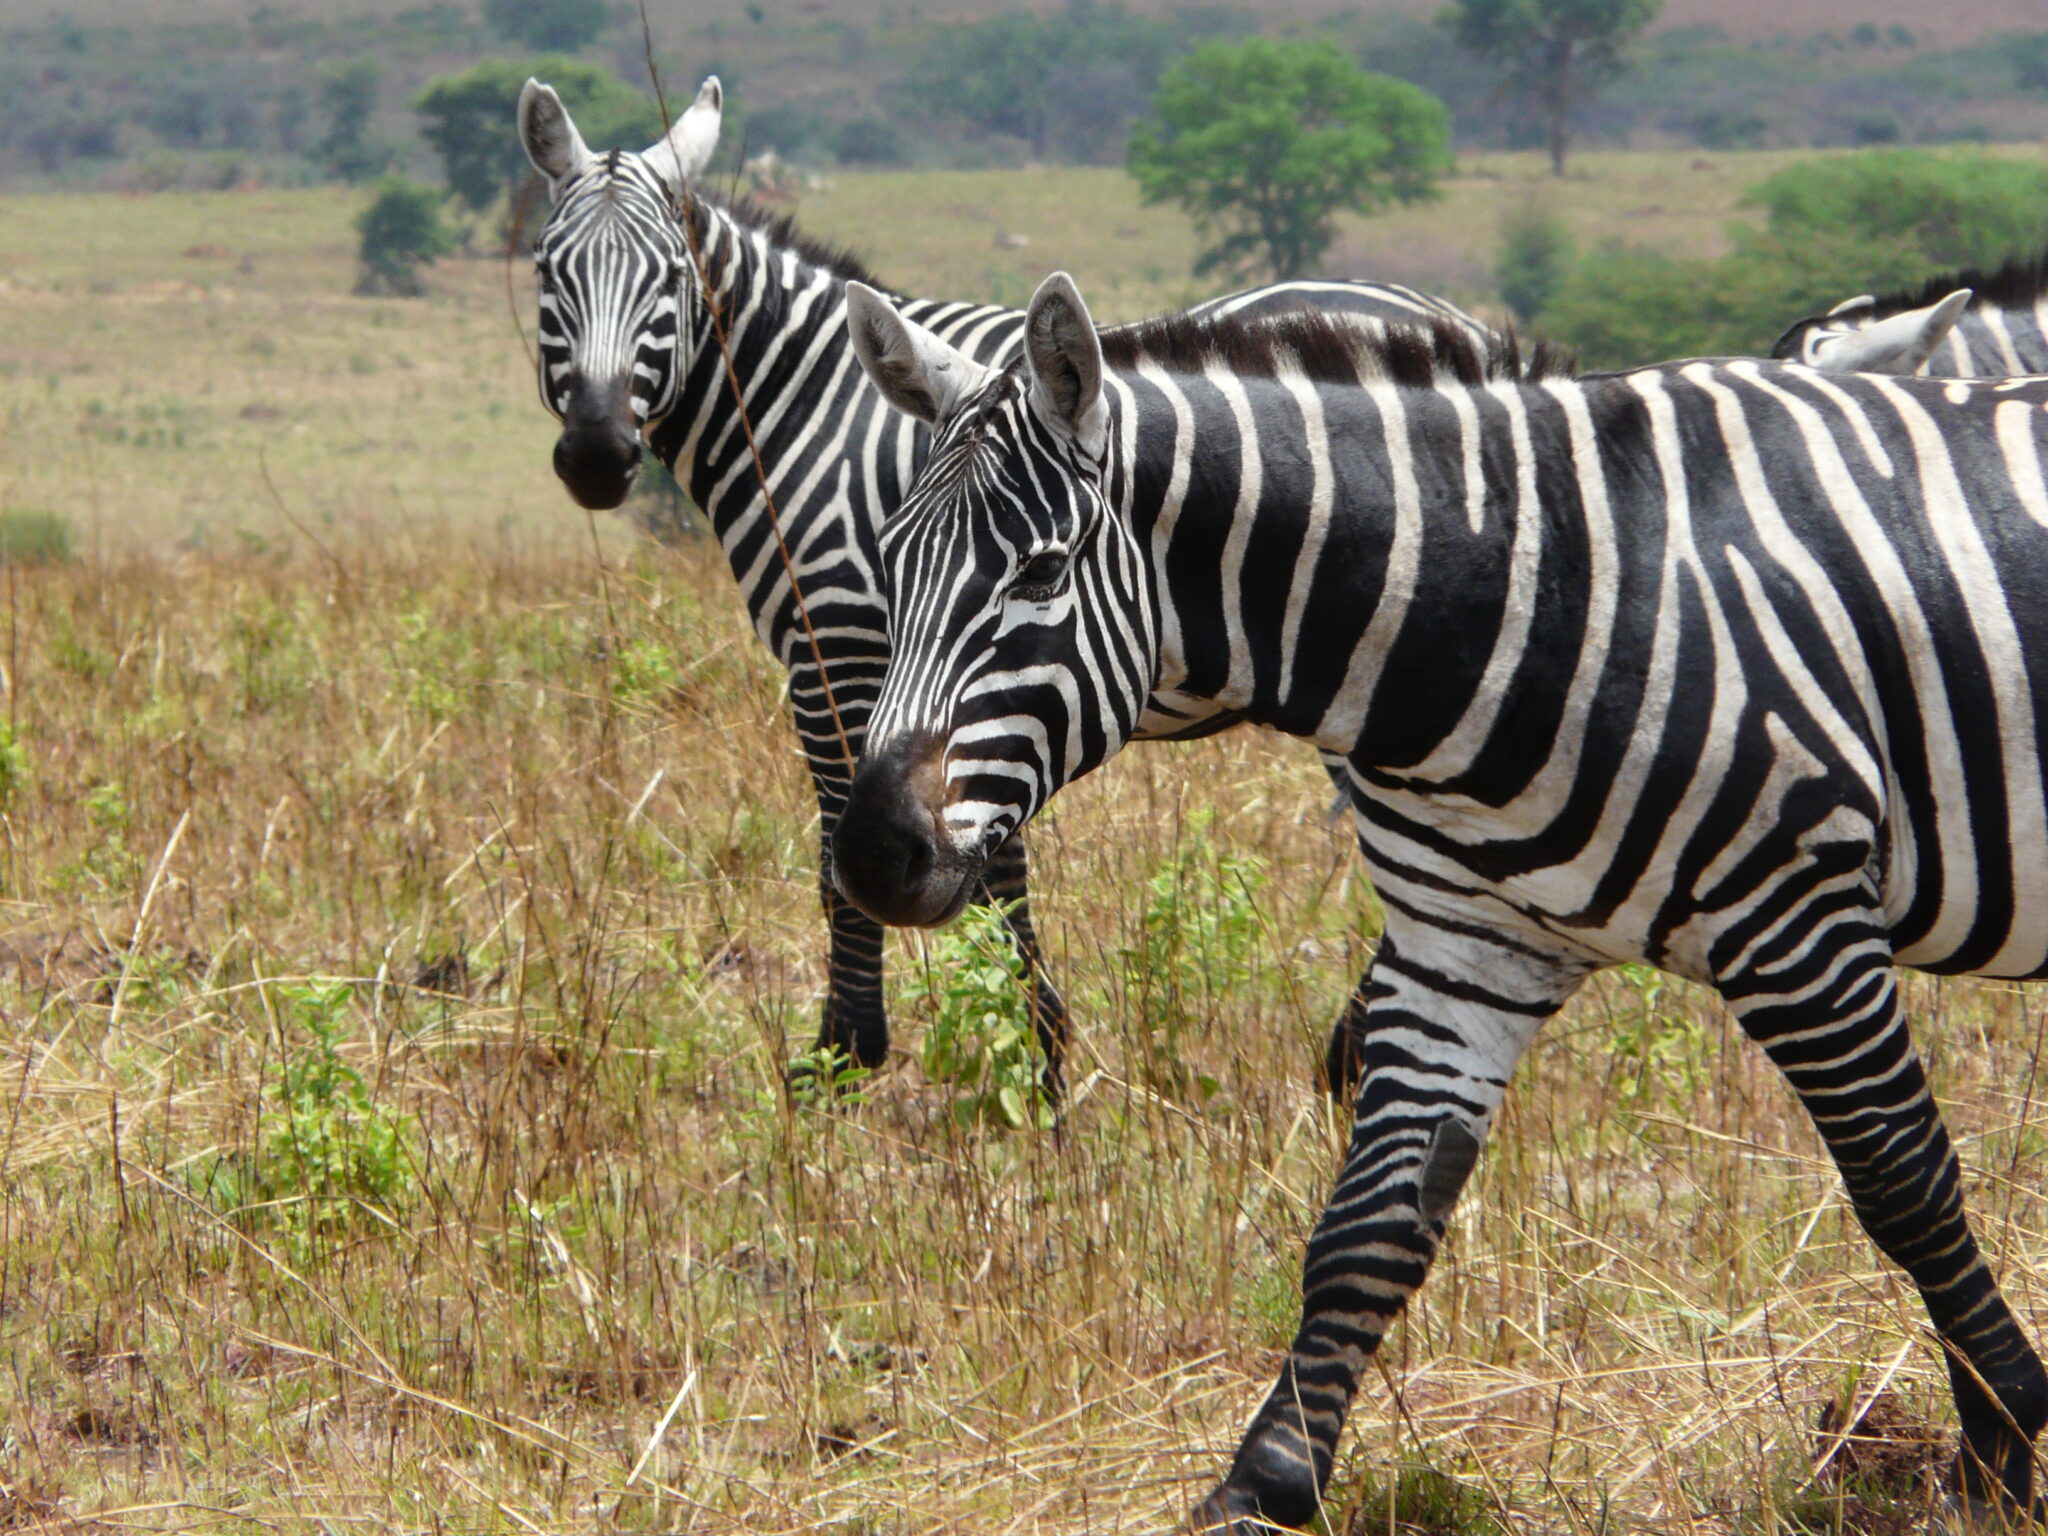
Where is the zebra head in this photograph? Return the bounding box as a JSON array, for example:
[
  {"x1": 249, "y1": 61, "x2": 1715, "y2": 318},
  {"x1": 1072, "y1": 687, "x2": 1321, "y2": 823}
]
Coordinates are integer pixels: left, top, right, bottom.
[
  {"x1": 1769, "y1": 286, "x2": 1971, "y2": 374},
  {"x1": 517, "y1": 75, "x2": 723, "y2": 510},
  {"x1": 830, "y1": 273, "x2": 1158, "y2": 928}
]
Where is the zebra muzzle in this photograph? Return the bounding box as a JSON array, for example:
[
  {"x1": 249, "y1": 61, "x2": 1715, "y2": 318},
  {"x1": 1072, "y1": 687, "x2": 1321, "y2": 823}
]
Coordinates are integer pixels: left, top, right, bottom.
[
  {"x1": 832, "y1": 732, "x2": 981, "y2": 929},
  {"x1": 552, "y1": 377, "x2": 643, "y2": 510}
]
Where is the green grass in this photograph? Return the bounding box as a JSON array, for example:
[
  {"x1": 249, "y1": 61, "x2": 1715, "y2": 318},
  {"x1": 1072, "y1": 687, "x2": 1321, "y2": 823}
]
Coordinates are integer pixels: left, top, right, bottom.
[{"x1": 0, "y1": 169, "x2": 2044, "y2": 1534}]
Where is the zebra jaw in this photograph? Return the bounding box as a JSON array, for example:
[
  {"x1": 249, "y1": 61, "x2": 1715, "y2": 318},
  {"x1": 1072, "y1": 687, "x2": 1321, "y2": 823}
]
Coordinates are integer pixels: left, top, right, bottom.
[{"x1": 832, "y1": 732, "x2": 985, "y2": 929}]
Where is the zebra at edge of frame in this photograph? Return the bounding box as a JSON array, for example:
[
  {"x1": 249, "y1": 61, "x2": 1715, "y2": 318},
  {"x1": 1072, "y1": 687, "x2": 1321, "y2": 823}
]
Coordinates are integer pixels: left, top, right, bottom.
[
  {"x1": 1776, "y1": 244, "x2": 2048, "y2": 376},
  {"x1": 514, "y1": 74, "x2": 1497, "y2": 1097},
  {"x1": 831, "y1": 269, "x2": 2048, "y2": 1531}
]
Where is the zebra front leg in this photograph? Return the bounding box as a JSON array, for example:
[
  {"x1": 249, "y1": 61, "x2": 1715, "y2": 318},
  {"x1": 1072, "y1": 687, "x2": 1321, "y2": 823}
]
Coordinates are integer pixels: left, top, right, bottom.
[
  {"x1": 1720, "y1": 911, "x2": 2048, "y2": 1520},
  {"x1": 975, "y1": 833, "x2": 1071, "y2": 1095},
  {"x1": 1193, "y1": 923, "x2": 1584, "y2": 1533}
]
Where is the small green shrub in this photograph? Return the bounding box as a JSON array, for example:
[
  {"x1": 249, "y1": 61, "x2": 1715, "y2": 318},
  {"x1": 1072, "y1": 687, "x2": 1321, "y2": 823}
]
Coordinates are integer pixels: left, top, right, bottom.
[
  {"x1": 261, "y1": 980, "x2": 417, "y2": 1232},
  {"x1": 0, "y1": 722, "x2": 29, "y2": 813},
  {"x1": 0, "y1": 508, "x2": 73, "y2": 565},
  {"x1": 903, "y1": 902, "x2": 1054, "y2": 1132},
  {"x1": 1495, "y1": 203, "x2": 1573, "y2": 325},
  {"x1": 354, "y1": 175, "x2": 455, "y2": 297}
]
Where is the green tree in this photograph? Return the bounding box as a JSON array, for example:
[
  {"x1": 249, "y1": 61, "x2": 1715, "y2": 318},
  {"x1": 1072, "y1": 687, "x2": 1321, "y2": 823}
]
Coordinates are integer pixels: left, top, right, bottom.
[
  {"x1": 317, "y1": 58, "x2": 389, "y2": 184},
  {"x1": 415, "y1": 57, "x2": 661, "y2": 212},
  {"x1": 1495, "y1": 202, "x2": 1573, "y2": 323},
  {"x1": 481, "y1": 0, "x2": 608, "y2": 53},
  {"x1": 910, "y1": 0, "x2": 1185, "y2": 163},
  {"x1": 1444, "y1": 0, "x2": 1661, "y2": 175},
  {"x1": 1127, "y1": 39, "x2": 1450, "y2": 282},
  {"x1": 355, "y1": 176, "x2": 456, "y2": 296}
]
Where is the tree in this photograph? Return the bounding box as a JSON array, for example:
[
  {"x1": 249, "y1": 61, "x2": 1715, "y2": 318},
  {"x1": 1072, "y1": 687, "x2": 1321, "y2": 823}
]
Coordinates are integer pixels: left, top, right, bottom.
[
  {"x1": 1444, "y1": 0, "x2": 1661, "y2": 176},
  {"x1": 481, "y1": 0, "x2": 608, "y2": 54},
  {"x1": 910, "y1": 0, "x2": 1185, "y2": 163},
  {"x1": 355, "y1": 176, "x2": 456, "y2": 296},
  {"x1": 1127, "y1": 39, "x2": 1451, "y2": 282},
  {"x1": 415, "y1": 57, "x2": 662, "y2": 212},
  {"x1": 317, "y1": 59, "x2": 390, "y2": 184}
]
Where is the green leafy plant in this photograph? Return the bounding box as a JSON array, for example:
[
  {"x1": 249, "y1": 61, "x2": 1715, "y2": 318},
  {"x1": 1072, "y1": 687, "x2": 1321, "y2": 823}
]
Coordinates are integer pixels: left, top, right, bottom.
[
  {"x1": 0, "y1": 508, "x2": 73, "y2": 565},
  {"x1": 785, "y1": 1043, "x2": 873, "y2": 1110},
  {"x1": 1128, "y1": 38, "x2": 1450, "y2": 281},
  {"x1": 903, "y1": 902, "x2": 1054, "y2": 1132},
  {"x1": 1610, "y1": 961, "x2": 1710, "y2": 1110},
  {"x1": 1122, "y1": 814, "x2": 1267, "y2": 1096},
  {"x1": 1495, "y1": 202, "x2": 1574, "y2": 324},
  {"x1": 415, "y1": 57, "x2": 661, "y2": 213},
  {"x1": 261, "y1": 980, "x2": 417, "y2": 1233}
]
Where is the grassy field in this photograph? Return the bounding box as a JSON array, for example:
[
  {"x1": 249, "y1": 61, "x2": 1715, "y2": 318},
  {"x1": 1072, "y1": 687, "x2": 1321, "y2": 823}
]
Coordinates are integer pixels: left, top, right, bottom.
[{"x1": 0, "y1": 162, "x2": 2046, "y2": 1534}]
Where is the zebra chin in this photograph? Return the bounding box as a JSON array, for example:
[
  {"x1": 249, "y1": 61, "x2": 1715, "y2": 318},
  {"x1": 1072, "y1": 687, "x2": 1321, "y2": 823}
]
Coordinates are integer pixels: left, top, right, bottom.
[{"x1": 831, "y1": 732, "x2": 988, "y2": 929}]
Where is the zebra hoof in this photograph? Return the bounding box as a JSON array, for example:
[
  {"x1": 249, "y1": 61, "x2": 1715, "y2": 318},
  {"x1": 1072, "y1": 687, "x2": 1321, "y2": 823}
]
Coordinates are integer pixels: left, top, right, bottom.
[
  {"x1": 1188, "y1": 1484, "x2": 1290, "y2": 1535},
  {"x1": 1930, "y1": 1485, "x2": 2046, "y2": 1532}
]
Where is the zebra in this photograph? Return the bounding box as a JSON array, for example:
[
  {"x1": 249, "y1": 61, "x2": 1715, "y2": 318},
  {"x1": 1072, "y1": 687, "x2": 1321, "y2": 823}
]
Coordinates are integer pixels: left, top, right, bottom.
[
  {"x1": 1776, "y1": 247, "x2": 2048, "y2": 375},
  {"x1": 515, "y1": 76, "x2": 1496, "y2": 1092},
  {"x1": 830, "y1": 269, "x2": 2048, "y2": 1529}
]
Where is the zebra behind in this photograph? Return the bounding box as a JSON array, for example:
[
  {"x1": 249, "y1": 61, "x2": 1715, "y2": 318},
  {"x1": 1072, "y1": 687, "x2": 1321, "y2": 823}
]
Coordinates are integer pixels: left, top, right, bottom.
[
  {"x1": 1777, "y1": 246, "x2": 2048, "y2": 375},
  {"x1": 832, "y1": 271, "x2": 2048, "y2": 1530},
  {"x1": 516, "y1": 77, "x2": 1494, "y2": 1091}
]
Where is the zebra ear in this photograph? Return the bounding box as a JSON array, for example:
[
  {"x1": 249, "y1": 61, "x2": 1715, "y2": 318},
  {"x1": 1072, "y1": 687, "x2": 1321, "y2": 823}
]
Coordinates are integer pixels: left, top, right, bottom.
[
  {"x1": 519, "y1": 79, "x2": 595, "y2": 188},
  {"x1": 644, "y1": 76, "x2": 723, "y2": 187},
  {"x1": 1023, "y1": 272, "x2": 1105, "y2": 450},
  {"x1": 847, "y1": 282, "x2": 988, "y2": 425},
  {"x1": 1811, "y1": 288, "x2": 1972, "y2": 374}
]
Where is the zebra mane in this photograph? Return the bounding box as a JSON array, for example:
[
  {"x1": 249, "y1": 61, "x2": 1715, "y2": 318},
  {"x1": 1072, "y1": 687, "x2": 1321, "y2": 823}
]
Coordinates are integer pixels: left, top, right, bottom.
[
  {"x1": 1096, "y1": 309, "x2": 1574, "y2": 388},
  {"x1": 1860, "y1": 244, "x2": 2048, "y2": 321},
  {"x1": 688, "y1": 188, "x2": 882, "y2": 288}
]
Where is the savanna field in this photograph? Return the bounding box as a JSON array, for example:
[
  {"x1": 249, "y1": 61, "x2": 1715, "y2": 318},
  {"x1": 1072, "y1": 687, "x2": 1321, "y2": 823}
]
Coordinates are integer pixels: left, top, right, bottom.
[{"x1": 4, "y1": 158, "x2": 2048, "y2": 1535}]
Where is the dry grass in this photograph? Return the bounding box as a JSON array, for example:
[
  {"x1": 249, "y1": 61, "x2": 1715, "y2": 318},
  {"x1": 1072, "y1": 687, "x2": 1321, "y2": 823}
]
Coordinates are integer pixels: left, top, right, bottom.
[{"x1": 0, "y1": 174, "x2": 2045, "y2": 1535}]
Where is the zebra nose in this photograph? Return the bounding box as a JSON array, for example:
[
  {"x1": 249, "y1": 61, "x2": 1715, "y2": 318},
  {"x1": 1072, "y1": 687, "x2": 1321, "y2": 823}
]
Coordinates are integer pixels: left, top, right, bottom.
[
  {"x1": 832, "y1": 734, "x2": 975, "y2": 928},
  {"x1": 552, "y1": 424, "x2": 641, "y2": 511}
]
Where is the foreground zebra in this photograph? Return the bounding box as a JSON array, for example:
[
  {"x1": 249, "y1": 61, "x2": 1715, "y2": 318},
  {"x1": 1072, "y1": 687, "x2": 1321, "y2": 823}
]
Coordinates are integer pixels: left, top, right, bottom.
[
  {"x1": 832, "y1": 271, "x2": 2048, "y2": 1527},
  {"x1": 516, "y1": 78, "x2": 1492, "y2": 1088},
  {"x1": 1778, "y1": 247, "x2": 2048, "y2": 375}
]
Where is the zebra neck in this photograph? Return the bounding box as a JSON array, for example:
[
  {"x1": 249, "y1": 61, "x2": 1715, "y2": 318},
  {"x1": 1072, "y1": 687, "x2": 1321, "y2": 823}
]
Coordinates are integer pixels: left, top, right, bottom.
[
  {"x1": 647, "y1": 199, "x2": 870, "y2": 532},
  {"x1": 1121, "y1": 373, "x2": 1586, "y2": 770}
]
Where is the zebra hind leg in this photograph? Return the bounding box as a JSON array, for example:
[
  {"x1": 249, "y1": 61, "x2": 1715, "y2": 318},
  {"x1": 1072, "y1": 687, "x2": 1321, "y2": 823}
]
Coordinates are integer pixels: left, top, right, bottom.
[
  {"x1": 1721, "y1": 914, "x2": 2048, "y2": 1521},
  {"x1": 1192, "y1": 924, "x2": 1582, "y2": 1533},
  {"x1": 976, "y1": 833, "x2": 1070, "y2": 1096}
]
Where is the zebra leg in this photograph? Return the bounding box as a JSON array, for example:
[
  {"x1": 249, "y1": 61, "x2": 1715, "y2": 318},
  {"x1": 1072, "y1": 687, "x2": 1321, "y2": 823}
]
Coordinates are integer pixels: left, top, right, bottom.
[
  {"x1": 975, "y1": 833, "x2": 1070, "y2": 1094},
  {"x1": 1320, "y1": 978, "x2": 1372, "y2": 1102},
  {"x1": 1720, "y1": 915, "x2": 2048, "y2": 1518},
  {"x1": 1192, "y1": 922, "x2": 1585, "y2": 1533},
  {"x1": 814, "y1": 855, "x2": 889, "y2": 1073}
]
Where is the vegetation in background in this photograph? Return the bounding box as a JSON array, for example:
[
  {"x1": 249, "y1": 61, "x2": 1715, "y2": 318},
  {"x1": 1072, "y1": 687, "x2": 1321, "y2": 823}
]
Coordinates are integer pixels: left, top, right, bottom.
[
  {"x1": 316, "y1": 57, "x2": 392, "y2": 184},
  {"x1": 1495, "y1": 202, "x2": 1574, "y2": 324},
  {"x1": 1444, "y1": 0, "x2": 1663, "y2": 175},
  {"x1": 353, "y1": 175, "x2": 456, "y2": 295},
  {"x1": 1539, "y1": 148, "x2": 2048, "y2": 364},
  {"x1": 905, "y1": 0, "x2": 1193, "y2": 165},
  {"x1": 1128, "y1": 38, "x2": 1451, "y2": 280},
  {"x1": 0, "y1": 509, "x2": 74, "y2": 566},
  {"x1": 415, "y1": 56, "x2": 661, "y2": 212},
  {"x1": 482, "y1": 0, "x2": 609, "y2": 55}
]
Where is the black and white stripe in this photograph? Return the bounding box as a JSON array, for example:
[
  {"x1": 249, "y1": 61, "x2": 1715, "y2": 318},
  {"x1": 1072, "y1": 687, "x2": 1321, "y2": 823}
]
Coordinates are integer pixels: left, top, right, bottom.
[
  {"x1": 833, "y1": 272, "x2": 2048, "y2": 1529},
  {"x1": 1775, "y1": 247, "x2": 2048, "y2": 376},
  {"x1": 516, "y1": 78, "x2": 1497, "y2": 1086}
]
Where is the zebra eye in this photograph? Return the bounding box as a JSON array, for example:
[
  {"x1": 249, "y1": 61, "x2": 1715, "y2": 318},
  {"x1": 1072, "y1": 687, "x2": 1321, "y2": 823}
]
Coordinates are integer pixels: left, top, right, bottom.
[{"x1": 1014, "y1": 549, "x2": 1069, "y2": 593}]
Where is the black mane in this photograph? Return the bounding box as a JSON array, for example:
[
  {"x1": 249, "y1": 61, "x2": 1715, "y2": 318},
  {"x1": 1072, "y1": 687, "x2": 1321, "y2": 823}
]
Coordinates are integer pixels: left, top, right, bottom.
[
  {"x1": 1096, "y1": 308, "x2": 1574, "y2": 387},
  {"x1": 692, "y1": 187, "x2": 882, "y2": 288},
  {"x1": 1862, "y1": 245, "x2": 2048, "y2": 321}
]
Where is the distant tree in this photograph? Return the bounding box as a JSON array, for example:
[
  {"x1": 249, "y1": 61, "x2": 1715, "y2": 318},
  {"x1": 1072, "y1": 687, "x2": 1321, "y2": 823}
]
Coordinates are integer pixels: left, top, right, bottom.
[
  {"x1": 1444, "y1": 0, "x2": 1661, "y2": 175},
  {"x1": 481, "y1": 0, "x2": 609, "y2": 54},
  {"x1": 1127, "y1": 39, "x2": 1451, "y2": 281},
  {"x1": 318, "y1": 59, "x2": 390, "y2": 184},
  {"x1": 910, "y1": 0, "x2": 1184, "y2": 163},
  {"x1": 355, "y1": 176, "x2": 456, "y2": 296},
  {"x1": 415, "y1": 57, "x2": 661, "y2": 211}
]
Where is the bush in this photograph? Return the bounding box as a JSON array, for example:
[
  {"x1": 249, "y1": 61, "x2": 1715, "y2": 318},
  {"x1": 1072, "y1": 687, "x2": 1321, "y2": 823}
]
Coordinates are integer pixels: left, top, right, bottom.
[
  {"x1": 354, "y1": 176, "x2": 455, "y2": 297},
  {"x1": 901, "y1": 902, "x2": 1055, "y2": 1133},
  {"x1": 1539, "y1": 148, "x2": 2048, "y2": 368},
  {"x1": 1495, "y1": 204, "x2": 1573, "y2": 324},
  {"x1": 0, "y1": 508, "x2": 73, "y2": 565},
  {"x1": 416, "y1": 57, "x2": 661, "y2": 213}
]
